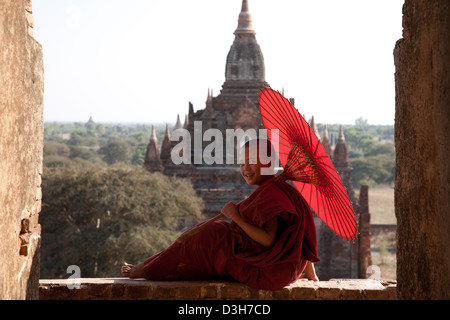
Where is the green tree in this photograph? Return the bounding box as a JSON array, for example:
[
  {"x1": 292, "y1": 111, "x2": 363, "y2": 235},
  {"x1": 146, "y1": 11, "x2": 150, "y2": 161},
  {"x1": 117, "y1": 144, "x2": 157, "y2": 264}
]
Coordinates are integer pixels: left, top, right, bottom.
[
  {"x1": 351, "y1": 154, "x2": 395, "y2": 187},
  {"x1": 344, "y1": 127, "x2": 376, "y2": 152},
  {"x1": 40, "y1": 164, "x2": 204, "y2": 278},
  {"x1": 67, "y1": 132, "x2": 84, "y2": 146},
  {"x1": 99, "y1": 139, "x2": 132, "y2": 164},
  {"x1": 69, "y1": 146, "x2": 101, "y2": 162},
  {"x1": 131, "y1": 132, "x2": 148, "y2": 144},
  {"x1": 364, "y1": 143, "x2": 395, "y2": 157},
  {"x1": 44, "y1": 141, "x2": 71, "y2": 158},
  {"x1": 131, "y1": 145, "x2": 147, "y2": 165}
]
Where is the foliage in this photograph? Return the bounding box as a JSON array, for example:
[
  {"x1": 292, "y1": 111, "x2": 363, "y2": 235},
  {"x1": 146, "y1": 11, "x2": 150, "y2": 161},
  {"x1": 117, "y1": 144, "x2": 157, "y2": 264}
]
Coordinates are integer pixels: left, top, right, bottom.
[
  {"x1": 349, "y1": 134, "x2": 395, "y2": 188},
  {"x1": 43, "y1": 121, "x2": 169, "y2": 166},
  {"x1": 40, "y1": 163, "x2": 203, "y2": 278},
  {"x1": 351, "y1": 154, "x2": 395, "y2": 187},
  {"x1": 99, "y1": 139, "x2": 132, "y2": 164},
  {"x1": 364, "y1": 143, "x2": 395, "y2": 157},
  {"x1": 343, "y1": 126, "x2": 376, "y2": 153}
]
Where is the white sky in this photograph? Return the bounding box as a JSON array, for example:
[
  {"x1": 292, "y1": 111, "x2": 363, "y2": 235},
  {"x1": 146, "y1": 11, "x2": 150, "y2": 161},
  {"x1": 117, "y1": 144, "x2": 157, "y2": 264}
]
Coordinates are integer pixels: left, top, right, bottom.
[{"x1": 33, "y1": 0, "x2": 404, "y2": 126}]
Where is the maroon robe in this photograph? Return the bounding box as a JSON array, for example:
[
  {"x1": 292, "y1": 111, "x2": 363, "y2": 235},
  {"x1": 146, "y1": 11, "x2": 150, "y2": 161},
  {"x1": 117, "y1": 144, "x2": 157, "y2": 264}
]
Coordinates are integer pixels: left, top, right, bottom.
[{"x1": 142, "y1": 178, "x2": 319, "y2": 291}]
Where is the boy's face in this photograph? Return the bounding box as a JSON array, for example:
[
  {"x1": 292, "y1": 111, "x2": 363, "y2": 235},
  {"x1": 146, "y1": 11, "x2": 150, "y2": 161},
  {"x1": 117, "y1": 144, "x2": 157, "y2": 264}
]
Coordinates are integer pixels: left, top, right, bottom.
[{"x1": 239, "y1": 146, "x2": 272, "y2": 185}]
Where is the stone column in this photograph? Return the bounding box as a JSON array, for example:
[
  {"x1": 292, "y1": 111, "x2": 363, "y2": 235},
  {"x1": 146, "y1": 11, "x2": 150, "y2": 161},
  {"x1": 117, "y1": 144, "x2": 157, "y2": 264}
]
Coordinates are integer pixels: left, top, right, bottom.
[
  {"x1": 0, "y1": 0, "x2": 44, "y2": 299},
  {"x1": 357, "y1": 185, "x2": 372, "y2": 278},
  {"x1": 394, "y1": 0, "x2": 450, "y2": 300}
]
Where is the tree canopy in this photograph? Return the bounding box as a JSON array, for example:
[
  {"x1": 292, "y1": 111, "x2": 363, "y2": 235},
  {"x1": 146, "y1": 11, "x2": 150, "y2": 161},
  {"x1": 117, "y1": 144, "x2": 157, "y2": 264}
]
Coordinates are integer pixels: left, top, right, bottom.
[{"x1": 40, "y1": 163, "x2": 203, "y2": 278}]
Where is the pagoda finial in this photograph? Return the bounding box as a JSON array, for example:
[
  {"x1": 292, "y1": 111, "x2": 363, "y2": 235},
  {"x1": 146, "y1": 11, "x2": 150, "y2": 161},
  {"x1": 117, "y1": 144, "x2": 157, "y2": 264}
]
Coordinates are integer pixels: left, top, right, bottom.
[
  {"x1": 310, "y1": 116, "x2": 320, "y2": 140},
  {"x1": 338, "y1": 125, "x2": 346, "y2": 142},
  {"x1": 207, "y1": 88, "x2": 212, "y2": 102},
  {"x1": 165, "y1": 123, "x2": 170, "y2": 136},
  {"x1": 174, "y1": 114, "x2": 182, "y2": 130},
  {"x1": 323, "y1": 125, "x2": 329, "y2": 139},
  {"x1": 322, "y1": 125, "x2": 333, "y2": 160},
  {"x1": 150, "y1": 125, "x2": 157, "y2": 141},
  {"x1": 235, "y1": 0, "x2": 256, "y2": 37}
]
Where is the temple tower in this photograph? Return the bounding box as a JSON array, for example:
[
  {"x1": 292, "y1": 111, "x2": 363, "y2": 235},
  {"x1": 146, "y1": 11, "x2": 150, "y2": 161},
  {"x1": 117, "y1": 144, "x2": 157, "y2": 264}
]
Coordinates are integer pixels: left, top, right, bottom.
[
  {"x1": 309, "y1": 116, "x2": 321, "y2": 140},
  {"x1": 224, "y1": 0, "x2": 267, "y2": 88},
  {"x1": 321, "y1": 125, "x2": 333, "y2": 160},
  {"x1": 143, "y1": 126, "x2": 163, "y2": 172},
  {"x1": 160, "y1": 124, "x2": 172, "y2": 167},
  {"x1": 161, "y1": 0, "x2": 272, "y2": 217},
  {"x1": 333, "y1": 125, "x2": 356, "y2": 203},
  {"x1": 312, "y1": 124, "x2": 361, "y2": 280}
]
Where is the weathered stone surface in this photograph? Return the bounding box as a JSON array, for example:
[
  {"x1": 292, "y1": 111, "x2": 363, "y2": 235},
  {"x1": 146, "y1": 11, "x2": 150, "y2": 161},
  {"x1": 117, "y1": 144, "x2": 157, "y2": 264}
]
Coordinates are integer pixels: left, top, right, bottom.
[
  {"x1": 394, "y1": 0, "x2": 450, "y2": 300},
  {"x1": 38, "y1": 278, "x2": 396, "y2": 300},
  {"x1": 218, "y1": 282, "x2": 247, "y2": 299},
  {"x1": 0, "y1": 0, "x2": 44, "y2": 300},
  {"x1": 290, "y1": 281, "x2": 318, "y2": 300},
  {"x1": 271, "y1": 287, "x2": 291, "y2": 300},
  {"x1": 176, "y1": 285, "x2": 202, "y2": 299}
]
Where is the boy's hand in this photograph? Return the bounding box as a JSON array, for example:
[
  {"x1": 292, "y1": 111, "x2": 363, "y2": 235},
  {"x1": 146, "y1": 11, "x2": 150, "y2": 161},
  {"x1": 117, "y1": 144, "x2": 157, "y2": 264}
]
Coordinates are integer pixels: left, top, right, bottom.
[{"x1": 221, "y1": 202, "x2": 240, "y2": 222}]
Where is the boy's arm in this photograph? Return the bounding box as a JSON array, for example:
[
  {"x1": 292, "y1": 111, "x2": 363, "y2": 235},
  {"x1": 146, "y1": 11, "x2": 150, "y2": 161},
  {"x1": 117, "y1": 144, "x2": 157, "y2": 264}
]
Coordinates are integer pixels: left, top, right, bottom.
[{"x1": 221, "y1": 201, "x2": 278, "y2": 248}]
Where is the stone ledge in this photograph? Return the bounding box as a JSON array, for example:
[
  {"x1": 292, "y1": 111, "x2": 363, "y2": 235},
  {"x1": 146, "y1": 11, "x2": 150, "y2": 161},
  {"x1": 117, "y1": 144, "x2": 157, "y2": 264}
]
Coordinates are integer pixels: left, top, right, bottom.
[{"x1": 39, "y1": 278, "x2": 396, "y2": 300}]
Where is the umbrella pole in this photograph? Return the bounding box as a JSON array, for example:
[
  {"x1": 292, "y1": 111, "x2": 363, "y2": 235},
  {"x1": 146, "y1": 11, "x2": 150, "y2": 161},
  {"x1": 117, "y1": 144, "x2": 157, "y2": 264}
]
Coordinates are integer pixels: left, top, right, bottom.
[
  {"x1": 176, "y1": 213, "x2": 224, "y2": 243},
  {"x1": 176, "y1": 174, "x2": 289, "y2": 244}
]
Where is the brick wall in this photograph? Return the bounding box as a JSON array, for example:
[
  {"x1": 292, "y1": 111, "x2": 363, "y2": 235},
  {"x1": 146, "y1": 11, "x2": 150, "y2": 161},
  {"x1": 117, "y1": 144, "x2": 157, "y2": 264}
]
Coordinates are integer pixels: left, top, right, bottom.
[{"x1": 39, "y1": 278, "x2": 396, "y2": 300}]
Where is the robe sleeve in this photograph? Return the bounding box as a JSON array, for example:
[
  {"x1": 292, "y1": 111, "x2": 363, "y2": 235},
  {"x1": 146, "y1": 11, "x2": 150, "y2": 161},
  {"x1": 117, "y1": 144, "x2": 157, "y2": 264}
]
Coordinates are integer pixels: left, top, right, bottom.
[
  {"x1": 231, "y1": 180, "x2": 319, "y2": 271},
  {"x1": 249, "y1": 182, "x2": 298, "y2": 228}
]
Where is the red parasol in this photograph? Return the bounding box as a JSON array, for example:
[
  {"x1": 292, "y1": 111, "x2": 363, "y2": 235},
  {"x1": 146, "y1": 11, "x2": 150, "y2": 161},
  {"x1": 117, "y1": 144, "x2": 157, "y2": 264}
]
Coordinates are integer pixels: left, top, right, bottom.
[{"x1": 258, "y1": 88, "x2": 357, "y2": 240}]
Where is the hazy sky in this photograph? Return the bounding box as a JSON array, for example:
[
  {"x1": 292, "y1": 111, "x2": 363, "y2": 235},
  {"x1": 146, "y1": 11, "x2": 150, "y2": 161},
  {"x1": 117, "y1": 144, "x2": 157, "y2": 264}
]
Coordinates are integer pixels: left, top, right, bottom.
[{"x1": 33, "y1": 0, "x2": 404, "y2": 125}]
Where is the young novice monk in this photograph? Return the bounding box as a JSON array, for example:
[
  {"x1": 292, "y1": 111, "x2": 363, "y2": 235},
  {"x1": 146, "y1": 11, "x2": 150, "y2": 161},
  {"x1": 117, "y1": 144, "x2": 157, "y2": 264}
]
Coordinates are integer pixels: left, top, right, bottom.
[{"x1": 121, "y1": 139, "x2": 319, "y2": 290}]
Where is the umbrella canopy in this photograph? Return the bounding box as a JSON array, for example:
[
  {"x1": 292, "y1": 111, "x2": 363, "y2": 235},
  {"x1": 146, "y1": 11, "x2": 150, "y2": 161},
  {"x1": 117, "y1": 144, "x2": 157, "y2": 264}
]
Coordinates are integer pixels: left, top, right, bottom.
[{"x1": 258, "y1": 88, "x2": 357, "y2": 240}]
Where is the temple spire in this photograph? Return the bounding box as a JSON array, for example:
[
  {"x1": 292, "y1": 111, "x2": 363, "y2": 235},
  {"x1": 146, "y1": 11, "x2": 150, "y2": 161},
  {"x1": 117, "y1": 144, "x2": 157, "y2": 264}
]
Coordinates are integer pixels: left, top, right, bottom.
[
  {"x1": 225, "y1": 0, "x2": 265, "y2": 82},
  {"x1": 310, "y1": 116, "x2": 321, "y2": 140},
  {"x1": 338, "y1": 125, "x2": 346, "y2": 142},
  {"x1": 174, "y1": 114, "x2": 183, "y2": 130},
  {"x1": 207, "y1": 88, "x2": 213, "y2": 102},
  {"x1": 234, "y1": 0, "x2": 256, "y2": 37},
  {"x1": 150, "y1": 125, "x2": 157, "y2": 141},
  {"x1": 333, "y1": 125, "x2": 349, "y2": 164},
  {"x1": 160, "y1": 124, "x2": 172, "y2": 166},
  {"x1": 188, "y1": 102, "x2": 194, "y2": 117},
  {"x1": 143, "y1": 125, "x2": 163, "y2": 172},
  {"x1": 322, "y1": 125, "x2": 333, "y2": 160}
]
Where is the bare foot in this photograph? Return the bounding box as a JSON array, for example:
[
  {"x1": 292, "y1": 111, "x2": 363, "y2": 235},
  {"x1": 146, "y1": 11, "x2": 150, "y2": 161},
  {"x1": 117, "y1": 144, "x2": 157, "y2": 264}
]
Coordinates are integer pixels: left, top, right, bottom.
[
  {"x1": 121, "y1": 262, "x2": 146, "y2": 279},
  {"x1": 302, "y1": 261, "x2": 319, "y2": 281}
]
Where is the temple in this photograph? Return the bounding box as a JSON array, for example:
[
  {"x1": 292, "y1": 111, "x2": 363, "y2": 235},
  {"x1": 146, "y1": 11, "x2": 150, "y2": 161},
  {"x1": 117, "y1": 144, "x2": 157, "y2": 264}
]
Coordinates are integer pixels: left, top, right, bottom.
[{"x1": 146, "y1": 0, "x2": 271, "y2": 218}]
